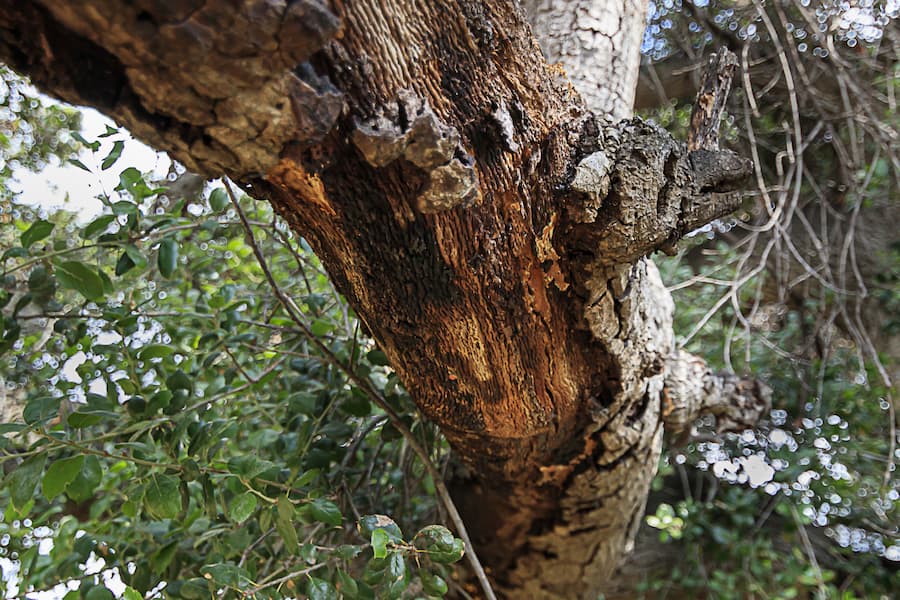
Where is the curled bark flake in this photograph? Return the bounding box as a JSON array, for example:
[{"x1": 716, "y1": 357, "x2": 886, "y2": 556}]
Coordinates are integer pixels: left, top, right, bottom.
[
  {"x1": 570, "y1": 150, "x2": 612, "y2": 223},
  {"x1": 351, "y1": 91, "x2": 480, "y2": 213}
]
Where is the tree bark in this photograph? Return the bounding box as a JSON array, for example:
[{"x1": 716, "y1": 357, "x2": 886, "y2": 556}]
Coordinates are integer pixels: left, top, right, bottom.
[{"x1": 0, "y1": 1, "x2": 767, "y2": 597}]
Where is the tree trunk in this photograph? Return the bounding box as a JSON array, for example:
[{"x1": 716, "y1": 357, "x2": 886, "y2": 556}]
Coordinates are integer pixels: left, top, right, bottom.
[{"x1": 0, "y1": 1, "x2": 768, "y2": 597}]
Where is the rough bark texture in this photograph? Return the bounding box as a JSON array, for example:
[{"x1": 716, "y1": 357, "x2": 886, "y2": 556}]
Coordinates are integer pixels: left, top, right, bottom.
[
  {"x1": 521, "y1": 0, "x2": 648, "y2": 120},
  {"x1": 0, "y1": 1, "x2": 766, "y2": 597}
]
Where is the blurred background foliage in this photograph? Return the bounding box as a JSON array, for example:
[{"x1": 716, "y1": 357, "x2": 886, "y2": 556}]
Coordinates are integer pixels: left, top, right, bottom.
[{"x1": 1, "y1": 0, "x2": 898, "y2": 598}]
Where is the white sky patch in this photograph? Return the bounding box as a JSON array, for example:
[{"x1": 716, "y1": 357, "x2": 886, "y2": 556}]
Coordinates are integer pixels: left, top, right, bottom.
[
  {"x1": 60, "y1": 351, "x2": 87, "y2": 383},
  {"x1": 739, "y1": 454, "x2": 775, "y2": 488}
]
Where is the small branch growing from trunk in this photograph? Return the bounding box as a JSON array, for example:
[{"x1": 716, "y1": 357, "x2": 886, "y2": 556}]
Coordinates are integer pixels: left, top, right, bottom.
[
  {"x1": 662, "y1": 350, "x2": 771, "y2": 438},
  {"x1": 564, "y1": 47, "x2": 748, "y2": 265},
  {"x1": 564, "y1": 119, "x2": 752, "y2": 266}
]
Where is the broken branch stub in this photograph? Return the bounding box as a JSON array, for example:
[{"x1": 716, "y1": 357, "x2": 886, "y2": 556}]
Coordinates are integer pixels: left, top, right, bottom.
[
  {"x1": 662, "y1": 350, "x2": 772, "y2": 437},
  {"x1": 564, "y1": 119, "x2": 752, "y2": 265},
  {"x1": 563, "y1": 48, "x2": 747, "y2": 265}
]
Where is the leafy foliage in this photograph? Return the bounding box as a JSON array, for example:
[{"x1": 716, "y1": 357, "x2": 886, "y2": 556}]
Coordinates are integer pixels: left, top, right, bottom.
[
  {"x1": 0, "y1": 66, "x2": 82, "y2": 202},
  {"x1": 637, "y1": 0, "x2": 899, "y2": 595},
  {"x1": 0, "y1": 122, "x2": 462, "y2": 598}
]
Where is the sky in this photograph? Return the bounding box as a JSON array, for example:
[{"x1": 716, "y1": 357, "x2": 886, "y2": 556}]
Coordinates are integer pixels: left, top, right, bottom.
[{"x1": 10, "y1": 107, "x2": 170, "y2": 221}]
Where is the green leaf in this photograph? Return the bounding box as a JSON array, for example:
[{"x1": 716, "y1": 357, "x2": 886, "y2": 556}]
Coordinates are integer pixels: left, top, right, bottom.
[
  {"x1": 201, "y1": 563, "x2": 247, "y2": 587},
  {"x1": 385, "y1": 552, "x2": 409, "y2": 597},
  {"x1": 358, "y1": 514, "x2": 403, "y2": 542},
  {"x1": 82, "y1": 214, "x2": 116, "y2": 239},
  {"x1": 101, "y1": 140, "x2": 124, "y2": 170},
  {"x1": 175, "y1": 578, "x2": 208, "y2": 599},
  {"x1": 23, "y1": 395, "x2": 61, "y2": 425},
  {"x1": 143, "y1": 473, "x2": 181, "y2": 520},
  {"x1": 0, "y1": 423, "x2": 25, "y2": 435},
  {"x1": 150, "y1": 541, "x2": 178, "y2": 574},
  {"x1": 66, "y1": 455, "x2": 102, "y2": 502},
  {"x1": 138, "y1": 344, "x2": 175, "y2": 361},
  {"x1": 42, "y1": 455, "x2": 85, "y2": 500},
  {"x1": 311, "y1": 319, "x2": 333, "y2": 337},
  {"x1": 334, "y1": 544, "x2": 362, "y2": 560},
  {"x1": 123, "y1": 244, "x2": 148, "y2": 269},
  {"x1": 84, "y1": 586, "x2": 114, "y2": 600},
  {"x1": 275, "y1": 495, "x2": 299, "y2": 552},
  {"x1": 308, "y1": 498, "x2": 342, "y2": 527},
  {"x1": 68, "y1": 158, "x2": 92, "y2": 172},
  {"x1": 1, "y1": 247, "x2": 27, "y2": 261},
  {"x1": 371, "y1": 528, "x2": 389, "y2": 559},
  {"x1": 115, "y1": 251, "x2": 136, "y2": 276},
  {"x1": 66, "y1": 410, "x2": 108, "y2": 428},
  {"x1": 227, "y1": 455, "x2": 276, "y2": 479},
  {"x1": 122, "y1": 587, "x2": 143, "y2": 600},
  {"x1": 166, "y1": 369, "x2": 193, "y2": 393},
  {"x1": 307, "y1": 577, "x2": 338, "y2": 600},
  {"x1": 366, "y1": 349, "x2": 391, "y2": 367},
  {"x1": 342, "y1": 390, "x2": 371, "y2": 417},
  {"x1": 209, "y1": 188, "x2": 229, "y2": 212},
  {"x1": 55, "y1": 261, "x2": 105, "y2": 301},
  {"x1": 288, "y1": 391, "x2": 318, "y2": 415},
  {"x1": 4, "y1": 455, "x2": 46, "y2": 511},
  {"x1": 336, "y1": 570, "x2": 359, "y2": 598},
  {"x1": 158, "y1": 238, "x2": 179, "y2": 278},
  {"x1": 72, "y1": 132, "x2": 100, "y2": 152},
  {"x1": 363, "y1": 557, "x2": 389, "y2": 586},
  {"x1": 111, "y1": 200, "x2": 137, "y2": 215},
  {"x1": 21, "y1": 219, "x2": 55, "y2": 249},
  {"x1": 421, "y1": 573, "x2": 449, "y2": 597},
  {"x1": 414, "y1": 525, "x2": 465, "y2": 563},
  {"x1": 228, "y1": 492, "x2": 258, "y2": 524}
]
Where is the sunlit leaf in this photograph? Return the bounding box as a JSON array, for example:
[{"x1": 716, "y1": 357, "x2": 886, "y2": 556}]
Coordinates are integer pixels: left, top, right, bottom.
[
  {"x1": 228, "y1": 492, "x2": 257, "y2": 524},
  {"x1": 4, "y1": 455, "x2": 46, "y2": 511},
  {"x1": 101, "y1": 140, "x2": 124, "y2": 170},
  {"x1": 42, "y1": 455, "x2": 85, "y2": 500},
  {"x1": 55, "y1": 260, "x2": 105, "y2": 301},
  {"x1": 144, "y1": 473, "x2": 181, "y2": 520},
  {"x1": 21, "y1": 219, "x2": 54, "y2": 249}
]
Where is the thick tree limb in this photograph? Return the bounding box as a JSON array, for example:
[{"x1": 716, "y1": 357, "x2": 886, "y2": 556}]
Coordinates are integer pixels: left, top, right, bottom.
[
  {"x1": 0, "y1": 0, "x2": 343, "y2": 175},
  {"x1": 0, "y1": 1, "x2": 768, "y2": 597}
]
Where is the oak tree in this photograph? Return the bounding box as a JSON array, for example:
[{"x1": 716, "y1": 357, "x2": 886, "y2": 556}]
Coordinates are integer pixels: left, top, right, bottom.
[{"x1": 0, "y1": 1, "x2": 776, "y2": 597}]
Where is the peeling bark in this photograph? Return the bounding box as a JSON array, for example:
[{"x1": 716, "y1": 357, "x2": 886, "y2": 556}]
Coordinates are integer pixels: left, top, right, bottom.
[{"x1": 0, "y1": 1, "x2": 769, "y2": 597}]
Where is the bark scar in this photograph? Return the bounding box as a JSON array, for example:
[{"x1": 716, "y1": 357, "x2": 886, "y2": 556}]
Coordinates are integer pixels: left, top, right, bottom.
[{"x1": 351, "y1": 90, "x2": 480, "y2": 213}]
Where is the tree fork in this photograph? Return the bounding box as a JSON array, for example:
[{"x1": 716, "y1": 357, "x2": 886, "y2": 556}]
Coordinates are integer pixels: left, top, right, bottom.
[{"x1": 0, "y1": 1, "x2": 768, "y2": 597}]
